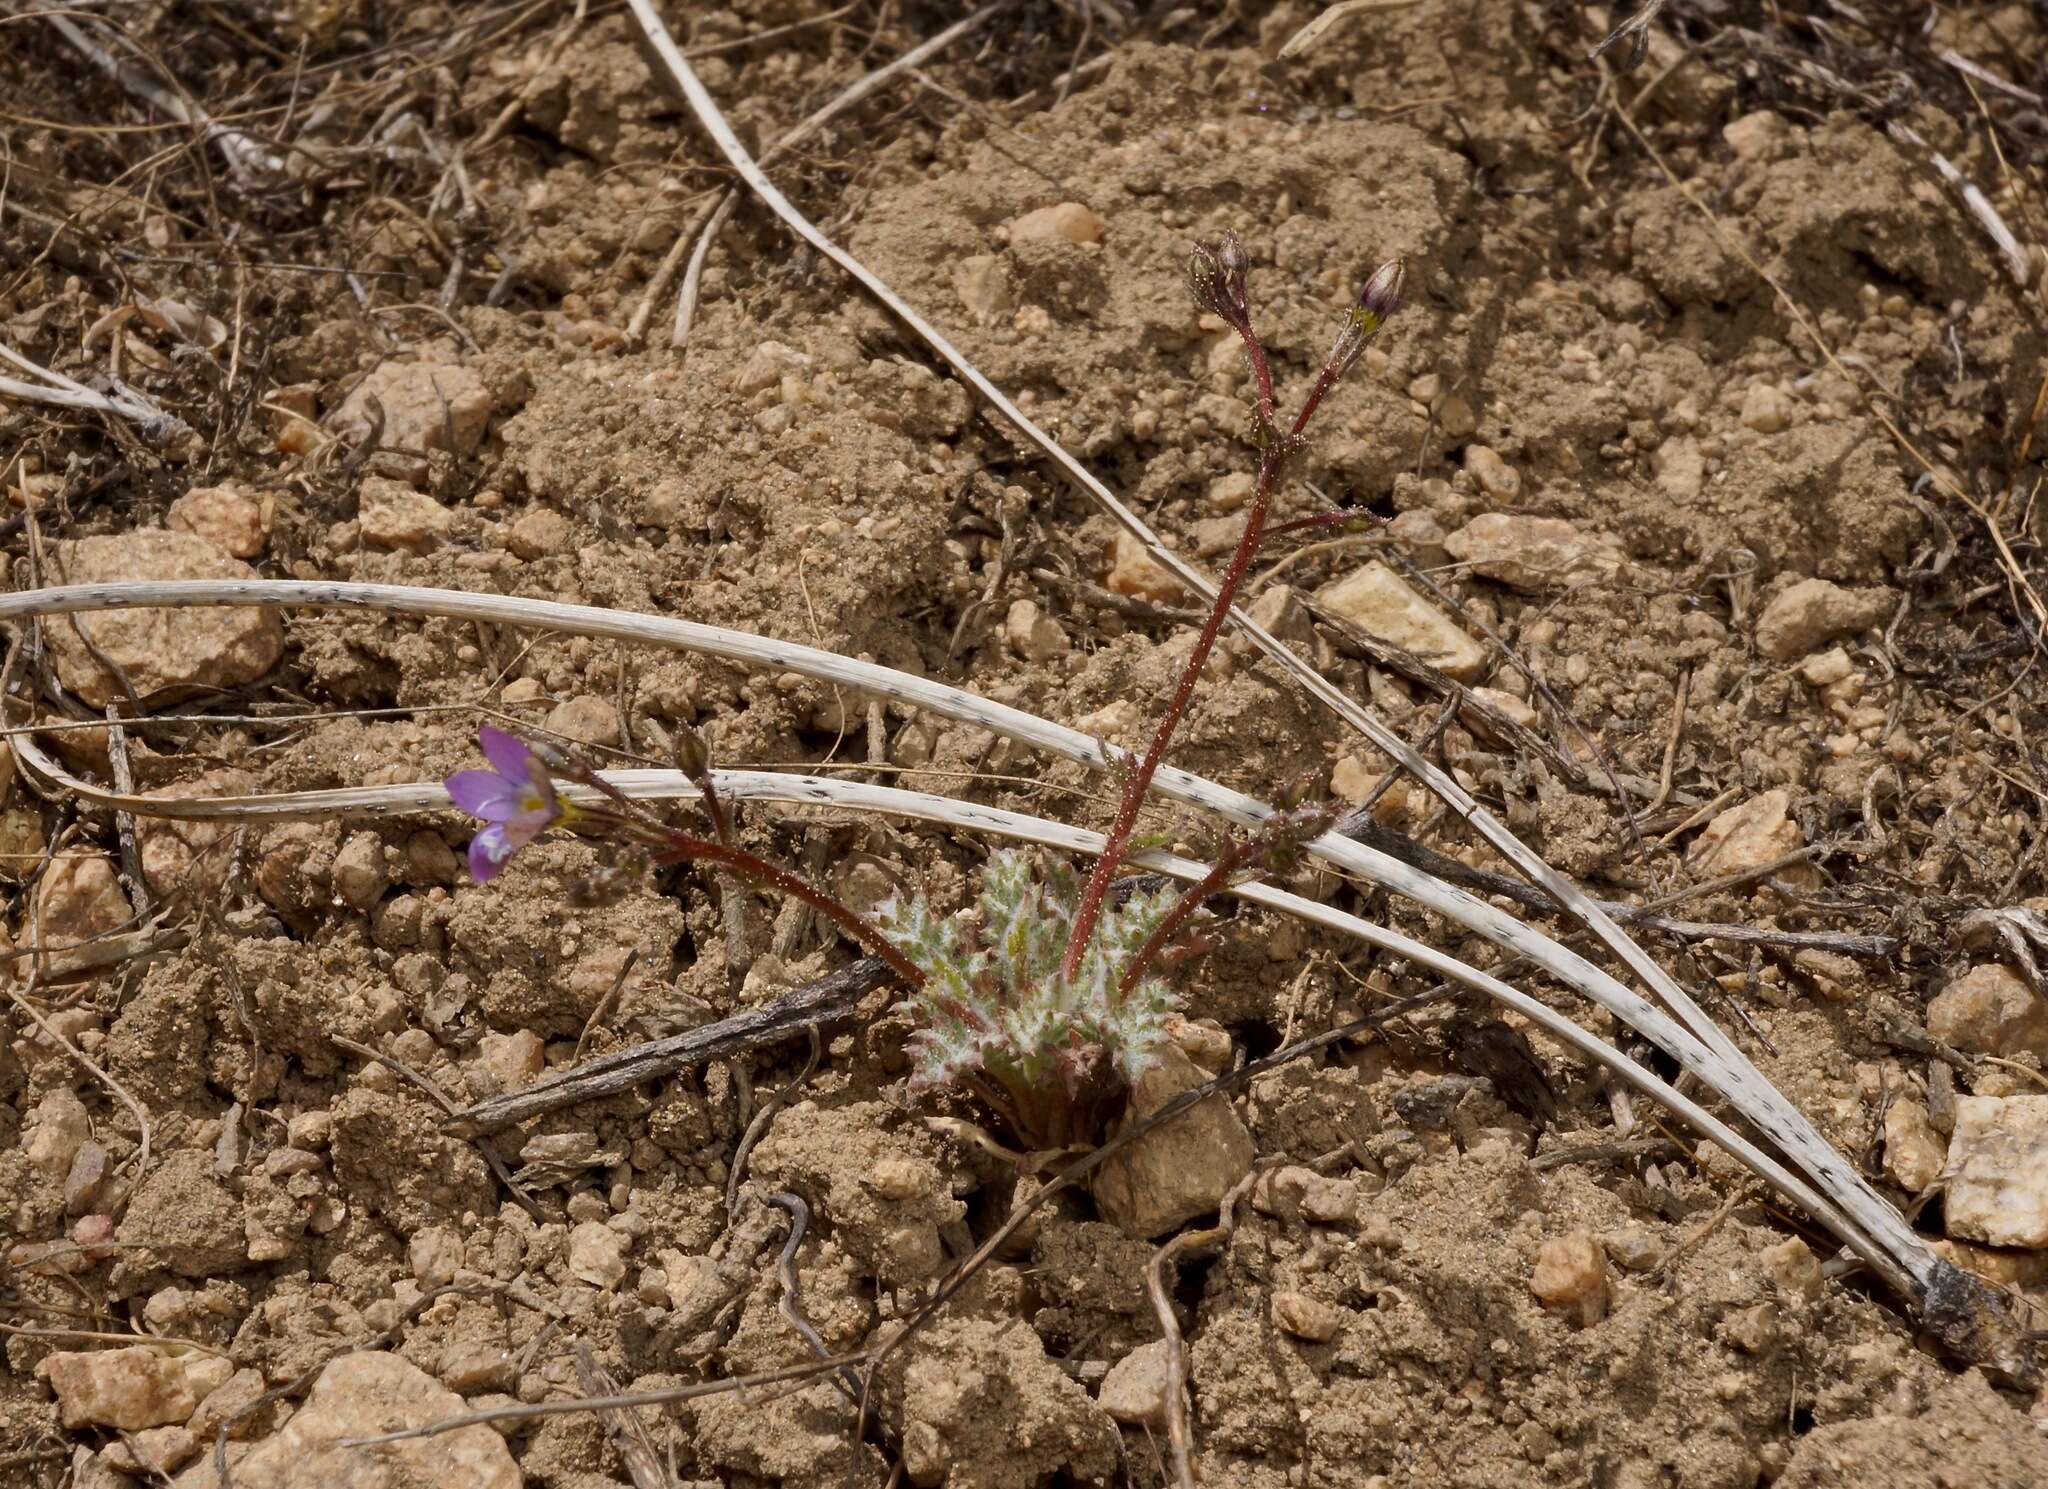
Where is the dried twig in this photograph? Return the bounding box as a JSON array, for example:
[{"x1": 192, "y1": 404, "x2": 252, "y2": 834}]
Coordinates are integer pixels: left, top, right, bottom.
[
  {"x1": 0, "y1": 341, "x2": 196, "y2": 446},
  {"x1": 1275, "y1": 0, "x2": 1424, "y2": 60},
  {"x1": 645, "y1": 2, "x2": 1002, "y2": 350},
  {"x1": 1145, "y1": 1165, "x2": 1262, "y2": 1488},
  {"x1": 41, "y1": 9, "x2": 284, "y2": 185}
]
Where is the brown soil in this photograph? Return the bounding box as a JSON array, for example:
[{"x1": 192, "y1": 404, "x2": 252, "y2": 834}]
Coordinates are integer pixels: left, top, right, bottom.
[{"x1": 4, "y1": 3, "x2": 2048, "y2": 1487}]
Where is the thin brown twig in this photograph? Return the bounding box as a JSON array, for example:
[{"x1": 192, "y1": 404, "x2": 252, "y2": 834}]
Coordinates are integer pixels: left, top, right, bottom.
[
  {"x1": 1144, "y1": 1164, "x2": 1262, "y2": 1489},
  {"x1": 1647, "y1": 669, "x2": 1690, "y2": 816},
  {"x1": 655, "y1": 2, "x2": 1004, "y2": 351}
]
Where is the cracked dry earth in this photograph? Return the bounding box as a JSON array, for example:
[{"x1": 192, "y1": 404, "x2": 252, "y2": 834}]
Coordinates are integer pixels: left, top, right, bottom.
[{"x1": 5, "y1": 2, "x2": 2048, "y2": 1487}]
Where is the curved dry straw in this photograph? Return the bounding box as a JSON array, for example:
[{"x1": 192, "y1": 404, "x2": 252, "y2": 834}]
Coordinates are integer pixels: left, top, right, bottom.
[{"x1": 2, "y1": 575, "x2": 2018, "y2": 1369}]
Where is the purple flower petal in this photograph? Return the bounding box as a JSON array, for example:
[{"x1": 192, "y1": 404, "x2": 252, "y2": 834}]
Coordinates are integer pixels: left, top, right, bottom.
[
  {"x1": 446, "y1": 769, "x2": 520, "y2": 822},
  {"x1": 467, "y1": 824, "x2": 516, "y2": 882},
  {"x1": 479, "y1": 725, "x2": 536, "y2": 781}
]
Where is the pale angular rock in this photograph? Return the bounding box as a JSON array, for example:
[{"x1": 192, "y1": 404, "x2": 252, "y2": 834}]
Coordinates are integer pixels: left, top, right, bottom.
[
  {"x1": 34, "y1": 853, "x2": 132, "y2": 951},
  {"x1": 39, "y1": 1347, "x2": 199, "y2": 1430},
  {"x1": 1329, "y1": 756, "x2": 1410, "y2": 822},
  {"x1": 732, "y1": 340, "x2": 811, "y2": 394},
  {"x1": 186, "y1": 1367, "x2": 266, "y2": 1445},
  {"x1": 409, "y1": 1225, "x2": 463, "y2": 1289},
  {"x1": 1529, "y1": 1231, "x2": 1609, "y2": 1325},
  {"x1": 1272, "y1": 1291, "x2": 1343, "y2": 1342},
  {"x1": 1438, "y1": 392, "x2": 1476, "y2": 440},
  {"x1": 472, "y1": 1030, "x2": 544, "y2": 1093},
  {"x1": 1103, "y1": 529, "x2": 1184, "y2": 603},
  {"x1": 1883, "y1": 1097, "x2": 1947, "y2": 1194},
  {"x1": 44, "y1": 533, "x2": 283, "y2": 706},
  {"x1": 1753, "y1": 577, "x2": 1893, "y2": 662},
  {"x1": 1463, "y1": 685, "x2": 1539, "y2": 741},
  {"x1": 1004, "y1": 598, "x2": 1069, "y2": 662},
  {"x1": 1243, "y1": 584, "x2": 1316, "y2": 653},
  {"x1": 1740, "y1": 383, "x2": 1792, "y2": 433},
  {"x1": 544, "y1": 694, "x2": 621, "y2": 748},
  {"x1": 1164, "y1": 1014, "x2": 1232, "y2": 1076},
  {"x1": 1093, "y1": 1043, "x2": 1255, "y2": 1238},
  {"x1": 1654, "y1": 436, "x2": 1704, "y2": 502},
  {"x1": 567, "y1": 1220, "x2": 629, "y2": 1288},
  {"x1": 1462, "y1": 444, "x2": 1520, "y2": 501},
  {"x1": 330, "y1": 832, "x2": 388, "y2": 911},
  {"x1": 1009, "y1": 201, "x2": 1105, "y2": 245},
  {"x1": 1927, "y1": 964, "x2": 2048, "y2": 1063},
  {"x1": 1687, "y1": 788, "x2": 1803, "y2": 878},
  {"x1": 1208, "y1": 471, "x2": 1256, "y2": 511},
  {"x1": 1599, "y1": 1226, "x2": 1662, "y2": 1272},
  {"x1": 1798, "y1": 646, "x2": 1855, "y2": 687},
  {"x1": 1944, "y1": 1095, "x2": 2048, "y2": 1248},
  {"x1": 506, "y1": 506, "x2": 573, "y2": 559},
  {"x1": 168, "y1": 484, "x2": 265, "y2": 558},
  {"x1": 358, "y1": 476, "x2": 452, "y2": 552},
  {"x1": 437, "y1": 1342, "x2": 515, "y2": 1395},
  {"x1": 26, "y1": 1086, "x2": 91, "y2": 1178},
  {"x1": 951, "y1": 255, "x2": 1014, "y2": 323},
  {"x1": 1723, "y1": 110, "x2": 1791, "y2": 161},
  {"x1": 1761, "y1": 1237, "x2": 1824, "y2": 1301},
  {"x1": 1096, "y1": 1339, "x2": 1172, "y2": 1427},
  {"x1": 103, "y1": 1424, "x2": 199, "y2": 1476},
  {"x1": 1315, "y1": 560, "x2": 1484, "y2": 680},
  {"x1": 222, "y1": 1351, "x2": 517, "y2": 1489},
  {"x1": 334, "y1": 360, "x2": 491, "y2": 461},
  {"x1": 1443, "y1": 513, "x2": 1625, "y2": 592}
]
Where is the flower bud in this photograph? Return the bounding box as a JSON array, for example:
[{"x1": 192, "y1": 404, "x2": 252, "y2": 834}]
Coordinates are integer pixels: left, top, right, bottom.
[
  {"x1": 1187, "y1": 240, "x2": 1225, "y2": 317},
  {"x1": 1356, "y1": 258, "x2": 1406, "y2": 330},
  {"x1": 1217, "y1": 229, "x2": 1251, "y2": 319},
  {"x1": 674, "y1": 722, "x2": 712, "y2": 781},
  {"x1": 1187, "y1": 231, "x2": 1252, "y2": 326},
  {"x1": 1323, "y1": 257, "x2": 1407, "y2": 380}
]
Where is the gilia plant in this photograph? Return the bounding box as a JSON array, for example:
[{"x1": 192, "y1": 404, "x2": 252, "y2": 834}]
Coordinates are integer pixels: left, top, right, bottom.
[
  {"x1": 442, "y1": 232, "x2": 1402, "y2": 1154},
  {"x1": 870, "y1": 234, "x2": 1404, "y2": 1148}
]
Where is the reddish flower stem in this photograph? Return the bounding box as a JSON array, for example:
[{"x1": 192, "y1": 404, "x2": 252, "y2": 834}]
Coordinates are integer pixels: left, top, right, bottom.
[
  {"x1": 547, "y1": 751, "x2": 926, "y2": 989},
  {"x1": 1060, "y1": 426, "x2": 1283, "y2": 983},
  {"x1": 1115, "y1": 836, "x2": 1259, "y2": 999},
  {"x1": 656, "y1": 831, "x2": 929, "y2": 989}
]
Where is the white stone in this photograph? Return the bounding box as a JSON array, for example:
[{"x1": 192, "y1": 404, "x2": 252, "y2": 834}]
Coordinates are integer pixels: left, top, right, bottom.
[
  {"x1": 1008, "y1": 202, "x2": 1105, "y2": 245},
  {"x1": 1096, "y1": 1340, "x2": 1172, "y2": 1427},
  {"x1": 1462, "y1": 445, "x2": 1520, "y2": 501},
  {"x1": 1944, "y1": 1095, "x2": 2048, "y2": 1248},
  {"x1": 1443, "y1": 513, "x2": 1625, "y2": 593},
  {"x1": 1315, "y1": 560, "x2": 1485, "y2": 681},
  {"x1": 1529, "y1": 1231, "x2": 1609, "y2": 1326},
  {"x1": 221, "y1": 1351, "x2": 517, "y2": 1489},
  {"x1": 567, "y1": 1220, "x2": 629, "y2": 1288}
]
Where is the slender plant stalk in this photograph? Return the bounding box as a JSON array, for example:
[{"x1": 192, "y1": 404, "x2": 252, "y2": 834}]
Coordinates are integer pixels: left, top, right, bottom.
[
  {"x1": 1062, "y1": 243, "x2": 1401, "y2": 980},
  {"x1": 1061, "y1": 445, "x2": 1276, "y2": 980}
]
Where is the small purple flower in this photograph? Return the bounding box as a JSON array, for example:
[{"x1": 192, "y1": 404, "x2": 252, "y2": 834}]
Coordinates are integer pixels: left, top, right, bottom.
[{"x1": 446, "y1": 726, "x2": 567, "y2": 881}]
